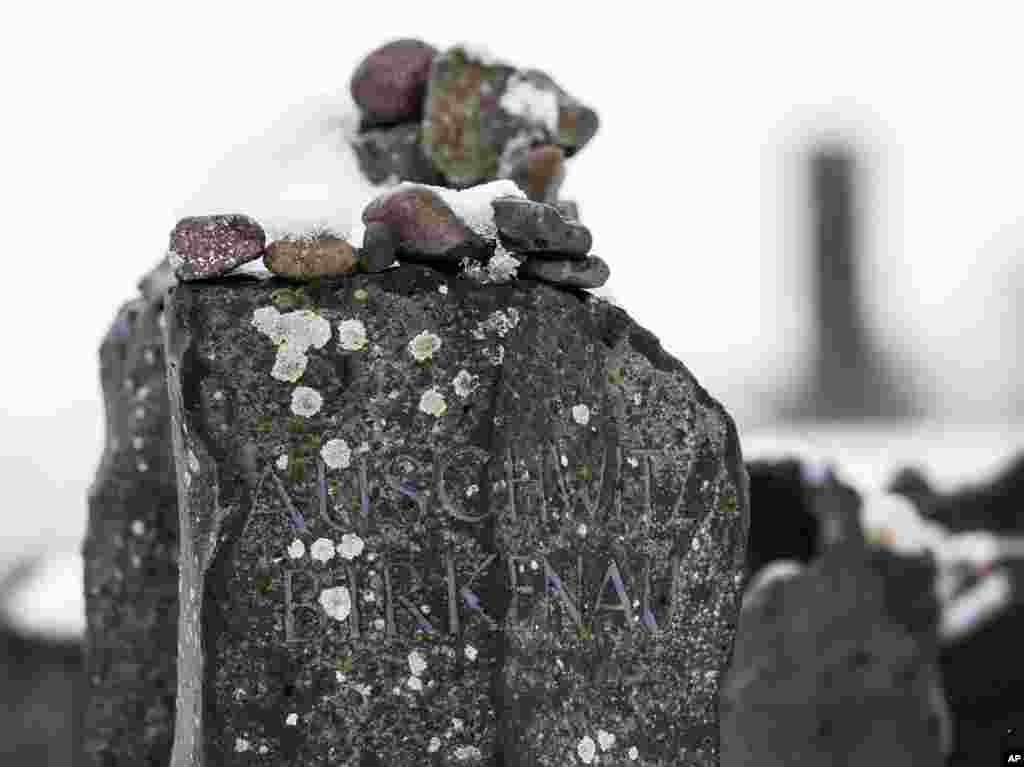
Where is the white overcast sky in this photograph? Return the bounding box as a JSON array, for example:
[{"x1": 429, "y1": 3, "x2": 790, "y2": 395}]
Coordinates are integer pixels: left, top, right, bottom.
[{"x1": 1, "y1": 2, "x2": 1023, "y2": 559}]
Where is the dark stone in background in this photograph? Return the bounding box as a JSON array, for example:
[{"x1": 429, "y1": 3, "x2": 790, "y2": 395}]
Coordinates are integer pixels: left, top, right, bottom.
[
  {"x1": 721, "y1": 542, "x2": 949, "y2": 766},
  {"x1": 165, "y1": 264, "x2": 748, "y2": 766},
  {"x1": 888, "y1": 456, "x2": 1024, "y2": 766},
  {"x1": 82, "y1": 283, "x2": 179, "y2": 765}
]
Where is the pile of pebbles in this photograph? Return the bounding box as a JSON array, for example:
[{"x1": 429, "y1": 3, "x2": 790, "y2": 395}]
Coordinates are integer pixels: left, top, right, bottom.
[{"x1": 166, "y1": 38, "x2": 607, "y2": 291}]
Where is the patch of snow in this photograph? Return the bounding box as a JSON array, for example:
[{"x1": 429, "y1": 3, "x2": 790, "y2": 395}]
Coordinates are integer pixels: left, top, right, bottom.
[
  {"x1": 500, "y1": 74, "x2": 560, "y2": 134},
  {"x1": 174, "y1": 91, "x2": 386, "y2": 256}
]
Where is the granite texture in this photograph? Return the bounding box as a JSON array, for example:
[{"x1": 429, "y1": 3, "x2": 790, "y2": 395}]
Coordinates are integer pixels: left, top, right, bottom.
[
  {"x1": 164, "y1": 264, "x2": 748, "y2": 766},
  {"x1": 83, "y1": 289, "x2": 179, "y2": 765}
]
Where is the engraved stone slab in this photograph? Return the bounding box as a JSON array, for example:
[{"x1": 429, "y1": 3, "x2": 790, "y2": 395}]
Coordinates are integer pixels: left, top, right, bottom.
[
  {"x1": 165, "y1": 264, "x2": 749, "y2": 766},
  {"x1": 83, "y1": 287, "x2": 179, "y2": 765}
]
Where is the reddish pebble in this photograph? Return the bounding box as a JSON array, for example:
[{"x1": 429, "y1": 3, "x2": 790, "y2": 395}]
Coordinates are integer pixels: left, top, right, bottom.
[
  {"x1": 351, "y1": 39, "x2": 438, "y2": 125},
  {"x1": 168, "y1": 214, "x2": 265, "y2": 281}
]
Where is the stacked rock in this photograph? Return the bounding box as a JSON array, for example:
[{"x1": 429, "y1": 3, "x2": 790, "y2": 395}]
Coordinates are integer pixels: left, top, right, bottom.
[
  {"x1": 165, "y1": 40, "x2": 606, "y2": 293},
  {"x1": 348, "y1": 39, "x2": 598, "y2": 209}
]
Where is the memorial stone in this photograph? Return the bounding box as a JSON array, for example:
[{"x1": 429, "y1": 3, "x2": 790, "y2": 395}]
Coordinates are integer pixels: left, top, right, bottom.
[
  {"x1": 164, "y1": 263, "x2": 749, "y2": 766},
  {"x1": 82, "y1": 263, "x2": 179, "y2": 765}
]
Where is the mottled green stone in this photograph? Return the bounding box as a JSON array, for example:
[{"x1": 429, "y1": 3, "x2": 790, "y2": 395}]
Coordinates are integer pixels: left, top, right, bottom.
[{"x1": 165, "y1": 264, "x2": 748, "y2": 766}]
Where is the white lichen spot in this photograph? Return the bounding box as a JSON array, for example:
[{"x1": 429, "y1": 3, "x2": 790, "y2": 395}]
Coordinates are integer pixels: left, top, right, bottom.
[
  {"x1": 367, "y1": 552, "x2": 377, "y2": 562},
  {"x1": 131, "y1": 436, "x2": 144, "y2": 451},
  {"x1": 500, "y1": 73, "x2": 560, "y2": 133},
  {"x1": 285, "y1": 713, "x2": 298, "y2": 726},
  {"x1": 455, "y1": 745, "x2": 482, "y2": 762},
  {"x1": 131, "y1": 520, "x2": 145, "y2": 536},
  {"x1": 530, "y1": 559, "x2": 539, "y2": 571},
  {"x1": 466, "y1": 484, "x2": 479, "y2": 498},
  {"x1": 464, "y1": 644, "x2": 478, "y2": 661},
  {"x1": 561, "y1": 454, "x2": 569, "y2": 468},
  {"x1": 363, "y1": 591, "x2": 376, "y2": 603},
  {"x1": 338, "y1": 532, "x2": 365, "y2": 560},
  {"x1": 628, "y1": 745, "x2": 639, "y2": 760},
  {"x1": 258, "y1": 745, "x2": 268, "y2": 755},
  {"x1": 406, "y1": 676, "x2": 424, "y2": 692},
  {"x1": 253, "y1": 307, "x2": 331, "y2": 382},
  {"x1": 420, "y1": 604, "x2": 431, "y2": 614},
  {"x1": 136, "y1": 460, "x2": 149, "y2": 473},
  {"x1": 135, "y1": 407, "x2": 146, "y2": 420},
  {"x1": 321, "y1": 438, "x2": 352, "y2": 469},
  {"x1": 338, "y1": 318, "x2": 368, "y2": 351},
  {"x1": 428, "y1": 736, "x2": 442, "y2": 753},
  {"x1": 235, "y1": 737, "x2": 251, "y2": 753},
  {"x1": 572, "y1": 404, "x2": 591, "y2": 426},
  {"x1": 408, "y1": 649, "x2": 428, "y2": 676},
  {"x1": 487, "y1": 252, "x2": 520, "y2": 283},
  {"x1": 186, "y1": 449, "x2": 199, "y2": 474},
  {"x1": 597, "y1": 730, "x2": 615, "y2": 751},
  {"x1": 577, "y1": 735, "x2": 597, "y2": 764},
  {"x1": 290, "y1": 386, "x2": 323, "y2": 417},
  {"x1": 272, "y1": 345, "x2": 309, "y2": 382},
  {"x1": 287, "y1": 539, "x2": 305, "y2": 560},
  {"x1": 409, "y1": 330, "x2": 443, "y2": 362},
  {"x1": 419, "y1": 387, "x2": 447, "y2": 417},
  {"x1": 143, "y1": 350, "x2": 155, "y2": 365},
  {"x1": 373, "y1": 617, "x2": 386, "y2": 631},
  {"x1": 577, "y1": 523, "x2": 588, "y2": 537},
  {"x1": 310, "y1": 538, "x2": 336, "y2": 563},
  {"x1": 626, "y1": 456, "x2": 639, "y2": 468},
  {"x1": 633, "y1": 392, "x2": 642, "y2": 406},
  {"x1": 276, "y1": 454, "x2": 289, "y2": 471},
  {"x1": 438, "y1": 284, "x2": 449, "y2": 295},
  {"x1": 453, "y1": 369, "x2": 480, "y2": 399},
  {"x1": 213, "y1": 390, "x2": 224, "y2": 402},
  {"x1": 318, "y1": 586, "x2": 352, "y2": 622}
]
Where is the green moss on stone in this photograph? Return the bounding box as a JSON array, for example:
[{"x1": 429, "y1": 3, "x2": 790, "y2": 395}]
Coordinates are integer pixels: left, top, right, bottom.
[
  {"x1": 254, "y1": 574, "x2": 273, "y2": 594},
  {"x1": 607, "y1": 367, "x2": 624, "y2": 386},
  {"x1": 575, "y1": 464, "x2": 592, "y2": 481}
]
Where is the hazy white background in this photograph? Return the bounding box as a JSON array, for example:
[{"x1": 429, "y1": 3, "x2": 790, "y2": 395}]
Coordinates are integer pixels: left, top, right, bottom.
[{"x1": 2, "y1": 2, "x2": 1023, "y2": 572}]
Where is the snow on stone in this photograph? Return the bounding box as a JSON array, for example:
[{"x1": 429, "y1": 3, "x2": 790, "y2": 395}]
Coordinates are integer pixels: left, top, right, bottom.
[
  {"x1": 939, "y1": 568, "x2": 1013, "y2": 642},
  {"x1": 173, "y1": 90, "x2": 389, "y2": 261},
  {"x1": 859, "y1": 491, "x2": 950, "y2": 557},
  {"x1": 454, "y1": 42, "x2": 505, "y2": 67},
  {"x1": 500, "y1": 74, "x2": 560, "y2": 134}
]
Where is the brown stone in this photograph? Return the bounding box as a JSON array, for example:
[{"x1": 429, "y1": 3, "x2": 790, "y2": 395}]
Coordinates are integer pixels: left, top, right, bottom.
[
  {"x1": 505, "y1": 144, "x2": 565, "y2": 203},
  {"x1": 264, "y1": 237, "x2": 359, "y2": 280}
]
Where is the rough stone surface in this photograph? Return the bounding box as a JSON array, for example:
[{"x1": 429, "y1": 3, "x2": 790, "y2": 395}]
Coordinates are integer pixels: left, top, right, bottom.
[
  {"x1": 83, "y1": 291, "x2": 179, "y2": 765},
  {"x1": 721, "y1": 542, "x2": 950, "y2": 766},
  {"x1": 503, "y1": 144, "x2": 565, "y2": 203},
  {"x1": 361, "y1": 221, "x2": 400, "y2": 273},
  {"x1": 521, "y1": 255, "x2": 610, "y2": 289},
  {"x1": 264, "y1": 237, "x2": 359, "y2": 280},
  {"x1": 351, "y1": 39, "x2": 437, "y2": 126},
  {"x1": 422, "y1": 47, "x2": 600, "y2": 187},
  {"x1": 556, "y1": 199, "x2": 581, "y2": 223},
  {"x1": 492, "y1": 197, "x2": 592, "y2": 257},
  {"x1": 169, "y1": 214, "x2": 266, "y2": 281},
  {"x1": 164, "y1": 263, "x2": 748, "y2": 766},
  {"x1": 349, "y1": 123, "x2": 445, "y2": 187},
  {"x1": 363, "y1": 185, "x2": 490, "y2": 265},
  {"x1": 139, "y1": 255, "x2": 177, "y2": 304}
]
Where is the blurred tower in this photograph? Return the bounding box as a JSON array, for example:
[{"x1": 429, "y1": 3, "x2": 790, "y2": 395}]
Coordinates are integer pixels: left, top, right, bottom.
[{"x1": 785, "y1": 144, "x2": 918, "y2": 421}]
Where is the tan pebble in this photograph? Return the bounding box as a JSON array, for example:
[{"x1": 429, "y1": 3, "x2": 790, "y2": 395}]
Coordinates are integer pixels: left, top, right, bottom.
[{"x1": 264, "y1": 237, "x2": 358, "y2": 280}]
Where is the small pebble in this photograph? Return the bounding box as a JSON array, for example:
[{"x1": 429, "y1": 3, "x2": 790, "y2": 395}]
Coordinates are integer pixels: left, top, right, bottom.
[
  {"x1": 264, "y1": 236, "x2": 358, "y2": 280},
  {"x1": 492, "y1": 197, "x2": 592, "y2": 257},
  {"x1": 363, "y1": 185, "x2": 488, "y2": 264},
  {"x1": 360, "y1": 221, "x2": 400, "y2": 272},
  {"x1": 351, "y1": 39, "x2": 438, "y2": 125},
  {"x1": 168, "y1": 214, "x2": 265, "y2": 281},
  {"x1": 521, "y1": 254, "x2": 610, "y2": 288},
  {"x1": 504, "y1": 144, "x2": 565, "y2": 203}
]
